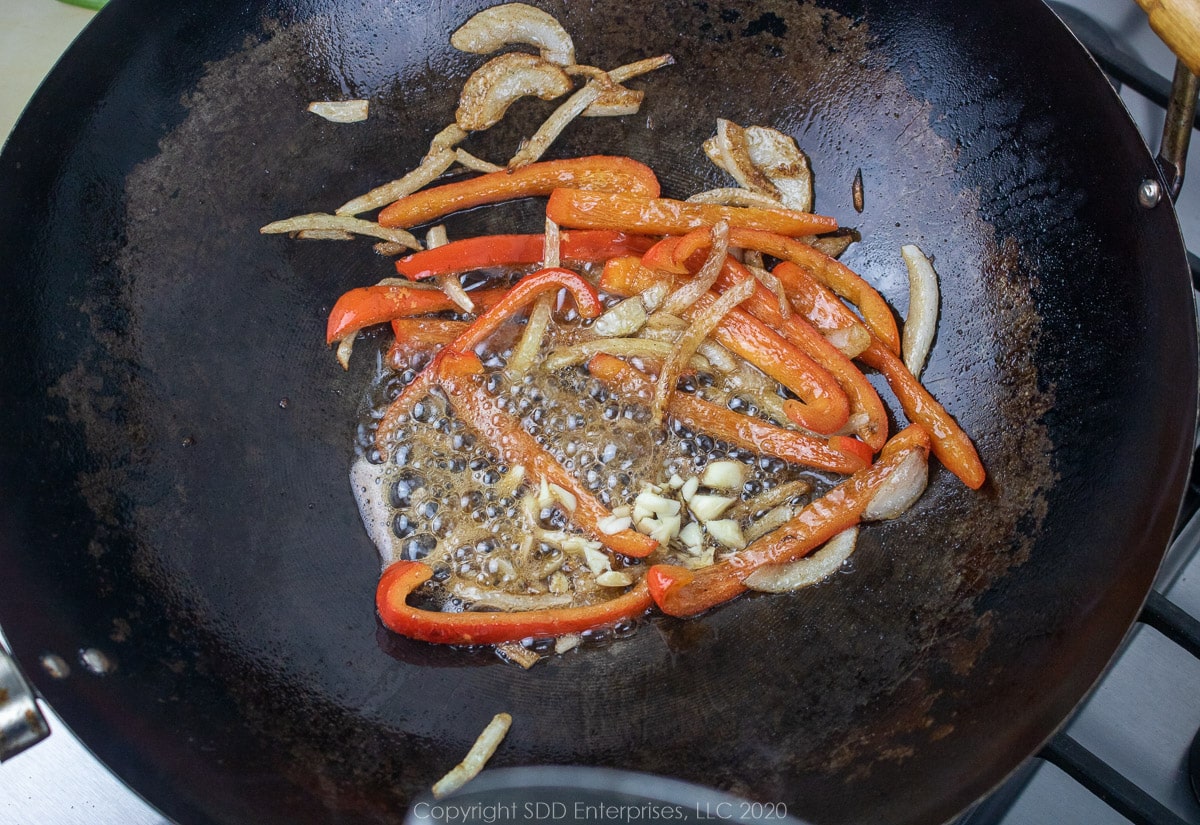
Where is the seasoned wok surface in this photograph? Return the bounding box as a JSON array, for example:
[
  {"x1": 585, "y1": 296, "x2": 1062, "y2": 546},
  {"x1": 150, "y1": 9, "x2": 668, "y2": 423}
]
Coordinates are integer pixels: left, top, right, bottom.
[{"x1": 0, "y1": 1, "x2": 1192, "y2": 823}]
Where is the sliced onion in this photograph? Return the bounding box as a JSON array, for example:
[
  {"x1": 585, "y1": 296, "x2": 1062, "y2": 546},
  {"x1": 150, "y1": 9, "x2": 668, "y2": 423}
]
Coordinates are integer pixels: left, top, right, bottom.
[
  {"x1": 260, "y1": 213, "x2": 421, "y2": 249},
  {"x1": 801, "y1": 232, "x2": 856, "y2": 259},
  {"x1": 900, "y1": 243, "x2": 940, "y2": 378},
  {"x1": 606, "y1": 54, "x2": 675, "y2": 84},
  {"x1": 744, "y1": 527, "x2": 858, "y2": 593},
  {"x1": 295, "y1": 228, "x2": 354, "y2": 241},
  {"x1": 336, "y1": 331, "x2": 357, "y2": 370},
  {"x1": 726, "y1": 477, "x2": 813, "y2": 522},
  {"x1": 661, "y1": 220, "x2": 730, "y2": 316},
  {"x1": 306, "y1": 100, "x2": 369, "y2": 123},
  {"x1": 824, "y1": 324, "x2": 871, "y2": 359},
  {"x1": 374, "y1": 241, "x2": 410, "y2": 256},
  {"x1": 455, "y1": 148, "x2": 503, "y2": 173},
  {"x1": 744, "y1": 125, "x2": 814, "y2": 212},
  {"x1": 592, "y1": 296, "x2": 649, "y2": 338},
  {"x1": 450, "y1": 3, "x2": 575, "y2": 66},
  {"x1": 582, "y1": 82, "x2": 644, "y2": 117},
  {"x1": 686, "y1": 188, "x2": 784, "y2": 209},
  {"x1": 449, "y1": 583, "x2": 573, "y2": 611},
  {"x1": 703, "y1": 119, "x2": 779, "y2": 199},
  {"x1": 696, "y1": 340, "x2": 739, "y2": 373},
  {"x1": 863, "y1": 449, "x2": 928, "y2": 521},
  {"x1": 335, "y1": 128, "x2": 463, "y2": 216},
  {"x1": 508, "y1": 83, "x2": 601, "y2": 168},
  {"x1": 542, "y1": 216, "x2": 561, "y2": 267},
  {"x1": 743, "y1": 504, "x2": 794, "y2": 543},
  {"x1": 431, "y1": 713, "x2": 513, "y2": 799},
  {"x1": 544, "y1": 338, "x2": 676, "y2": 372},
  {"x1": 652, "y1": 274, "x2": 753, "y2": 425},
  {"x1": 426, "y1": 225, "x2": 475, "y2": 313},
  {"x1": 505, "y1": 219, "x2": 561, "y2": 379},
  {"x1": 746, "y1": 263, "x2": 791, "y2": 320},
  {"x1": 508, "y1": 55, "x2": 673, "y2": 168},
  {"x1": 456, "y1": 53, "x2": 572, "y2": 132}
]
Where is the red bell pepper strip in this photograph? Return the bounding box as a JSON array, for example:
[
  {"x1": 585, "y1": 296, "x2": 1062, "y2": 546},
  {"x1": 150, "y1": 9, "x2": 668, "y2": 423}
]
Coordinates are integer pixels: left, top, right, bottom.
[
  {"x1": 640, "y1": 235, "x2": 687, "y2": 274},
  {"x1": 437, "y1": 350, "x2": 659, "y2": 558},
  {"x1": 586, "y1": 353, "x2": 869, "y2": 475},
  {"x1": 377, "y1": 560, "x2": 654, "y2": 645},
  {"x1": 375, "y1": 267, "x2": 604, "y2": 458},
  {"x1": 390, "y1": 317, "x2": 469, "y2": 348},
  {"x1": 377, "y1": 156, "x2": 661, "y2": 229},
  {"x1": 710, "y1": 257, "x2": 890, "y2": 452},
  {"x1": 773, "y1": 261, "x2": 986, "y2": 490},
  {"x1": 599, "y1": 256, "x2": 850, "y2": 435},
  {"x1": 725, "y1": 228, "x2": 902, "y2": 355},
  {"x1": 545, "y1": 189, "x2": 840, "y2": 237},
  {"x1": 386, "y1": 318, "x2": 470, "y2": 369},
  {"x1": 394, "y1": 230, "x2": 654, "y2": 280},
  {"x1": 645, "y1": 424, "x2": 932, "y2": 618},
  {"x1": 327, "y1": 286, "x2": 508, "y2": 346}
]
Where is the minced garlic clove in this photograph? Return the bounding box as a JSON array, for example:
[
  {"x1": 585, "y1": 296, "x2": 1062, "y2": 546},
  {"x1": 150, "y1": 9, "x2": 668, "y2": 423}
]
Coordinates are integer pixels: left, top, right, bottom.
[
  {"x1": 688, "y1": 493, "x2": 736, "y2": 523},
  {"x1": 705, "y1": 519, "x2": 746, "y2": 550},
  {"x1": 701, "y1": 460, "x2": 748, "y2": 491}
]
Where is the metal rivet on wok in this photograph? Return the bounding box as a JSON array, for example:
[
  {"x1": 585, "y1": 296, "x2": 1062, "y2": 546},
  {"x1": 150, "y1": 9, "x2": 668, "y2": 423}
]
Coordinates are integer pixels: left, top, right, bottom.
[{"x1": 1138, "y1": 178, "x2": 1163, "y2": 208}]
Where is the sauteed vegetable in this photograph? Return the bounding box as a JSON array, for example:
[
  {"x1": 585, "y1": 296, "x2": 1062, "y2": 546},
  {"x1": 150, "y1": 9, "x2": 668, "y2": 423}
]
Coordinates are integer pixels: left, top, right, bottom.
[{"x1": 261, "y1": 2, "x2": 983, "y2": 667}]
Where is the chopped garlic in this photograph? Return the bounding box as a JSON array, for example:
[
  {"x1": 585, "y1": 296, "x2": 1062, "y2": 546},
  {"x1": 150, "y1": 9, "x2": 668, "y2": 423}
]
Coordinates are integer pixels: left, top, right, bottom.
[
  {"x1": 563, "y1": 536, "x2": 604, "y2": 556},
  {"x1": 554, "y1": 633, "x2": 582, "y2": 653},
  {"x1": 537, "y1": 478, "x2": 554, "y2": 508},
  {"x1": 705, "y1": 519, "x2": 746, "y2": 550},
  {"x1": 548, "y1": 571, "x2": 570, "y2": 594},
  {"x1": 595, "y1": 571, "x2": 633, "y2": 587},
  {"x1": 701, "y1": 460, "x2": 748, "y2": 491},
  {"x1": 649, "y1": 514, "x2": 681, "y2": 544},
  {"x1": 679, "y1": 521, "x2": 704, "y2": 549},
  {"x1": 668, "y1": 473, "x2": 686, "y2": 490},
  {"x1": 597, "y1": 515, "x2": 633, "y2": 534},
  {"x1": 633, "y1": 489, "x2": 681, "y2": 520},
  {"x1": 548, "y1": 483, "x2": 577, "y2": 513},
  {"x1": 680, "y1": 476, "x2": 700, "y2": 501},
  {"x1": 688, "y1": 493, "x2": 736, "y2": 523},
  {"x1": 583, "y1": 545, "x2": 612, "y2": 575}
]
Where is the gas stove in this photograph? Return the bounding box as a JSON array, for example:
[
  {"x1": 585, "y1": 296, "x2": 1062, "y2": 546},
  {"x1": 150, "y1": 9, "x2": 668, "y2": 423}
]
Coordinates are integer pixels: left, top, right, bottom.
[{"x1": 1, "y1": 2, "x2": 1199, "y2": 824}]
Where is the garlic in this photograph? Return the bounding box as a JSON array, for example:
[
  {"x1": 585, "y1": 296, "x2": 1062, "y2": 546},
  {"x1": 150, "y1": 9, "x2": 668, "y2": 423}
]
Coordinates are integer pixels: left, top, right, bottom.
[
  {"x1": 597, "y1": 515, "x2": 633, "y2": 535},
  {"x1": 701, "y1": 460, "x2": 748, "y2": 491},
  {"x1": 583, "y1": 545, "x2": 612, "y2": 575},
  {"x1": 688, "y1": 493, "x2": 735, "y2": 523},
  {"x1": 705, "y1": 519, "x2": 746, "y2": 550},
  {"x1": 595, "y1": 571, "x2": 633, "y2": 588},
  {"x1": 548, "y1": 483, "x2": 577, "y2": 513}
]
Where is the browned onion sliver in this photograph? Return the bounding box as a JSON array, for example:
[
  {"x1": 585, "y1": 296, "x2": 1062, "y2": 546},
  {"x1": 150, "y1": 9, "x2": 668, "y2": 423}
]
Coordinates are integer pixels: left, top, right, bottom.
[{"x1": 744, "y1": 527, "x2": 859, "y2": 593}]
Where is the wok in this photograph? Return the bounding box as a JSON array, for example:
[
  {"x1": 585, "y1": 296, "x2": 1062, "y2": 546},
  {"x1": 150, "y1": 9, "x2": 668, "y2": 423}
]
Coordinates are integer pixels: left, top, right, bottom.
[{"x1": 0, "y1": 0, "x2": 1195, "y2": 823}]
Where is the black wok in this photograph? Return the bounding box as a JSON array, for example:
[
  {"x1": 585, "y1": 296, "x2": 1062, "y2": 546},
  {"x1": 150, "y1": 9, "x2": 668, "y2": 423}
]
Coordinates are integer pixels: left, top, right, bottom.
[{"x1": 0, "y1": 1, "x2": 1195, "y2": 823}]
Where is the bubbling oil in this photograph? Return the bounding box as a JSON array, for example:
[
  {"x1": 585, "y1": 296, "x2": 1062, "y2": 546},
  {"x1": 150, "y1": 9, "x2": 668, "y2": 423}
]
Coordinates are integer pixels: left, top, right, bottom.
[{"x1": 351, "y1": 293, "x2": 837, "y2": 628}]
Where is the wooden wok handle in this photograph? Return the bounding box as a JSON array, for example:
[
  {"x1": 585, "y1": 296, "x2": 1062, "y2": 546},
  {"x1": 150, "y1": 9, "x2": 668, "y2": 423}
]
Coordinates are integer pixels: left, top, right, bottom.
[{"x1": 1135, "y1": 0, "x2": 1200, "y2": 76}]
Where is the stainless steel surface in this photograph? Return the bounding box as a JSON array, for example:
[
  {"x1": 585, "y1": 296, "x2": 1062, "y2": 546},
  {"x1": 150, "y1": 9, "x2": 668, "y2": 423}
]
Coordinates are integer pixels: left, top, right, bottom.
[{"x1": 0, "y1": 649, "x2": 49, "y2": 762}]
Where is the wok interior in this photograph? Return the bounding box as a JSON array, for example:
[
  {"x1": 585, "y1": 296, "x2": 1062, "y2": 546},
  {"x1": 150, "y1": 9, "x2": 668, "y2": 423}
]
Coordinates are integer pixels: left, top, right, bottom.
[{"x1": 0, "y1": 1, "x2": 1194, "y2": 824}]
